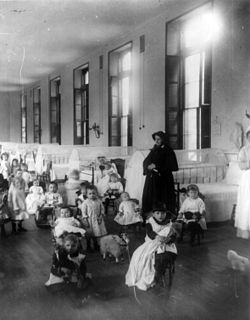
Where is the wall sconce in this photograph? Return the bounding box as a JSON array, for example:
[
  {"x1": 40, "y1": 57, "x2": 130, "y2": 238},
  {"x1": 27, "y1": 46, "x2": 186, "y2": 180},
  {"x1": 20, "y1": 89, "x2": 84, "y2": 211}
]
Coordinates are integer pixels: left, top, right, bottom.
[{"x1": 89, "y1": 122, "x2": 103, "y2": 139}]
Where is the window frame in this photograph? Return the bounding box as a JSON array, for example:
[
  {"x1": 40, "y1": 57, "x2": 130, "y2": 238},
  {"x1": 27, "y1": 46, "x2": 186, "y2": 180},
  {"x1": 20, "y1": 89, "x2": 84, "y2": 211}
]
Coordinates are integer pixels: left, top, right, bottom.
[
  {"x1": 49, "y1": 76, "x2": 61, "y2": 144},
  {"x1": 73, "y1": 64, "x2": 89, "y2": 145},
  {"x1": 20, "y1": 92, "x2": 27, "y2": 143},
  {"x1": 33, "y1": 87, "x2": 41, "y2": 143},
  {"x1": 108, "y1": 42, "x2": 133, "y2": 147}
]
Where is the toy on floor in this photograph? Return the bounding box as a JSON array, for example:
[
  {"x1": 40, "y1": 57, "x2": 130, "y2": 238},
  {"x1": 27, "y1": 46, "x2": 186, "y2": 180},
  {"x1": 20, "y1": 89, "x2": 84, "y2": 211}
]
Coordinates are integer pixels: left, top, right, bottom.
[
  {"x1": 227, "y1": 250, "x2": 249, "y2": 272},
  {"x1": 227, "y1": 249, "x2": 250, "y2": 299},
  {"x1": 99, "y1": 233, "x2": 129, "y2": 263}
]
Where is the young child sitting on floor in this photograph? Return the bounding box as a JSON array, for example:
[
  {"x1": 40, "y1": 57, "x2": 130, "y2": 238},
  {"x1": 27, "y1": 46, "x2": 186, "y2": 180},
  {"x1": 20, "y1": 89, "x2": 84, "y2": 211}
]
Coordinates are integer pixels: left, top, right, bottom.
[
  {"x1": 177, "y1": 184, "x2": 207, "y2": 245},
  {"x1": 125, "y1": 204, "x2": 178, "y2": 291},
  {"x1": 80, "y1": 185, "x2": 107, "y2": 251},
  {"x1": 37, "y1": 181, "x2": 63, "y2": 225},
  {"x1": 45, "y1": 233, "x2": 87, "y2": 289},
  {"x1": 53, "y1": 206, "x2": 86, "y2": 238},
  {"x1": 25, "y1": 178, "x2": 44, "y2": 215},
  {"x1": 114, "y1": 192, "x2": 143, "y2": 231}
]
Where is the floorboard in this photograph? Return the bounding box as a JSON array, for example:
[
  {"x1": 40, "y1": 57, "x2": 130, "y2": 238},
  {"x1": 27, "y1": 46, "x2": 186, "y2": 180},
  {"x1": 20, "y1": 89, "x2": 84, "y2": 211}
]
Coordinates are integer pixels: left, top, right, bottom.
[{"x1": 0, "y1": 217, "x2": 249, "y2": 320}]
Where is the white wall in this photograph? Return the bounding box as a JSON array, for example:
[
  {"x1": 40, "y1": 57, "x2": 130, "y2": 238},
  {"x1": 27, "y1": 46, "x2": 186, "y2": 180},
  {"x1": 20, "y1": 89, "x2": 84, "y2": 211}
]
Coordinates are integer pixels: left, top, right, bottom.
[{"x1": 2, "y1": 0, "x2": 250, "y2": 152}]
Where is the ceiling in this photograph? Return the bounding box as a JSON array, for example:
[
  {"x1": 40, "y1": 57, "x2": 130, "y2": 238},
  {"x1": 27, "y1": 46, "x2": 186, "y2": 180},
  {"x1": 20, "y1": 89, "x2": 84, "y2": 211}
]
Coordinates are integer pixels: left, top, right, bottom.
[{"x1": 0, "y1": 0, "x2": 185, "y2": 92}]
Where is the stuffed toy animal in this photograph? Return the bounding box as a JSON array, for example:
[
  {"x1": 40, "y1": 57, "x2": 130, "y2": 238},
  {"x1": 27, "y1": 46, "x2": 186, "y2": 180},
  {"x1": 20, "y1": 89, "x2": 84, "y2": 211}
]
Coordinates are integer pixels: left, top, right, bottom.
[
  {"x1": 100, "y1": 233, "x2": 129, "y2": 263},
  {"x1": 227, "y1": 250, "x2": 250, "y2": 272}
]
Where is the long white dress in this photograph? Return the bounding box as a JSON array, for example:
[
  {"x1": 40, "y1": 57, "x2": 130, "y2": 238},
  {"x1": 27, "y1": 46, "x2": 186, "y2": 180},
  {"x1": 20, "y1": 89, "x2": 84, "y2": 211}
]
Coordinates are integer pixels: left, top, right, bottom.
[
  {"x1": 114, "y1": 200, "x2": 143, "y2": 225},
  {"x1": 125, "y1": 217, "x2": 177, "y2": 291},
  {"x1": 235, "y1": 144, "x2": 250, "y2": 239}
]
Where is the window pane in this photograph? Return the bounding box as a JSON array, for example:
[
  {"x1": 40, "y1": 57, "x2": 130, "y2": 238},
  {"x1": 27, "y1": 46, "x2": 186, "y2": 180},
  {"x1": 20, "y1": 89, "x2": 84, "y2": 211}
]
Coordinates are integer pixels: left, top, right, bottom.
[
  {"x1": 85, "y1": 71, "x2": 89, "y2": 85},
  {"x1": 183, "y1": 109, "x2": 197, "y2": 149},
  {"x1": 76, "y1": 121, "x2": 82, "y2": 137},
  {"x1": 122, "y1": 77, "x2": 129, "y2": 116},
  {"x1": 185, "y1": 54, "x2": 200, "y2": 108},
  {"x1": 111, "y1": 118, "x2": 119, "y2": 136},
  {"x1": 76, "y1": 105, "x2": 82, "y2": 120},
  {"x1": 121, "y1": 116, "x2": 128, "y2": 146},
  {"x1": 122, "y1": 51, "x2": 131, "y2": 71}
]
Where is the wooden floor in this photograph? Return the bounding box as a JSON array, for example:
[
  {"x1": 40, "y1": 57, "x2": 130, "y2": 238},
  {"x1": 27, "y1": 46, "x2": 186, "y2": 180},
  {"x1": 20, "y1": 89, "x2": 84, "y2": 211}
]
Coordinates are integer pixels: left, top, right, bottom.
[{"x1": 0, "y1": 216, "x2": 249, "y2": 320}]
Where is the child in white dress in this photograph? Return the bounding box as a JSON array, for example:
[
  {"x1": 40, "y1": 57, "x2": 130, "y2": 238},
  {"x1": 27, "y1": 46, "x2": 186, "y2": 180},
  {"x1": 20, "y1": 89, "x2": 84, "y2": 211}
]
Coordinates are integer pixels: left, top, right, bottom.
[
  {"x1": 53, "y1": 207, "x2": 86, "y2": 238},
  {"x1": 114, "y1": 192, "x2": 143, "y2": 229},
  {"x1": 0, "y1": 153, "x2": 11, "y2": 180},
  {"x1": 95, "y1": 162, "x2": 119, "y2": 197},
  {"x1": 177, "y1": 184, "x2": 207, "y2": 244},
  {"x1": 8, "y1": 177, "x2": 29, "y2": 233},
  {"x1": 103, "y1": 173, "x2": 123, "y2": 214},
  {"x1": 125, "y1": 205, "x2": 177, "y2": 291},
  {"x1": 80, "y1": 185, "x2": 107, "y2": 251},
  {"x1": 25, "y1": 178, "x2": 45, "y2": 215}
]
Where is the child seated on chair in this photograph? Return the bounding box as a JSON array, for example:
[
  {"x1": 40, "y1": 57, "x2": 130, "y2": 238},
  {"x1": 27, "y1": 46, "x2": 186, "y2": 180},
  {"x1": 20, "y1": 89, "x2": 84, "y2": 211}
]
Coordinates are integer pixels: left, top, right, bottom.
[
  {"x1": 25, "y1": 178, "x2": 45, "y2": 215},
  {"x1": 177, "y1": 184, "x2": 207, "y2": 245},
  {"x1": 79, "y1": 185, "x2": 107, "y2": 251},
  {"x1": 114, "y1": 192, "x2": 143, "y2": 231},
  {"x1": 52, "y1": 206, "x2": 86, "y2": 238},
  {"x1": 125, "y1": 204, "x2": 178, "y2": 291},
  {"x1": 96, "y1": 161, "x2": 119, "y2": 197},
  {"x1": 103, "y1": 173, "x2": 123, "y2": 214},
  {"x1": 45, "y1": 233, "x2": 87, "y2": 289},
  {"x1": 37, "y1": 182, "x2": 63, "y2": 224}
]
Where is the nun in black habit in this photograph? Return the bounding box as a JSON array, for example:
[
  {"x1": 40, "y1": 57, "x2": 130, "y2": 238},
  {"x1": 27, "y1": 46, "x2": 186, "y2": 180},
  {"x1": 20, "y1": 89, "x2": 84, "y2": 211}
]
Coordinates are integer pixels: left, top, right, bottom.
[{"x1": 142, "y1": 131, "x2": 178, "y2": 220}]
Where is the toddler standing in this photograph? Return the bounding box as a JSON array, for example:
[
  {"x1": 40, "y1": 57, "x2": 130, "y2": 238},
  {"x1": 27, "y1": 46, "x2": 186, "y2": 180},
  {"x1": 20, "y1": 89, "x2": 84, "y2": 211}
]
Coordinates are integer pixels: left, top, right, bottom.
[
  {"x1": 80, "y1": 185, "x2": 107, "y2": 251},
  {"x1": 8, "y1": 177, "x2": 29, "y2": 233}
]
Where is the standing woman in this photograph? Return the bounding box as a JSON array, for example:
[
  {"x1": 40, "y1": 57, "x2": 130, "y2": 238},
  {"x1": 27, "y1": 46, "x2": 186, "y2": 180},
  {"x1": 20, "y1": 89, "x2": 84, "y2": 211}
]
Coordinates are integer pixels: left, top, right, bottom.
[
  {"x1": 235, "y1": 126, "x2": 250, "y2": 239},
  {"x1": 142, "y1": 131, "x2": 178, "y2": 221}
]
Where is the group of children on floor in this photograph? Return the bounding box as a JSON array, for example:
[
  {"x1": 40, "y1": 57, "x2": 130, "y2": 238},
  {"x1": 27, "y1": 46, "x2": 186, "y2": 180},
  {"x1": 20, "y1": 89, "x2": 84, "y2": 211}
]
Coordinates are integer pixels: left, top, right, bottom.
[{"x1": 0, "y1": 152, "x2": 207, "y2": 292}]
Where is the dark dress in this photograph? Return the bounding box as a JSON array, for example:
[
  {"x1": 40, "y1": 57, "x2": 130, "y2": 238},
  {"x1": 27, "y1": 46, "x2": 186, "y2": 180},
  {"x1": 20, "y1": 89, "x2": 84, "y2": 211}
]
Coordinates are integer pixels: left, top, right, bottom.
[{"x1": 142, "y1": 145, "x2": 178, "y2": 216}]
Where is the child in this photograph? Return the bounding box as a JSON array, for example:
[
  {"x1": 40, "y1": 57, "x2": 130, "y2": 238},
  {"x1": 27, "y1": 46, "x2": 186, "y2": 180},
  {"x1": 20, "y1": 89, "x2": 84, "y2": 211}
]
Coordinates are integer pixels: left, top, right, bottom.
[
  {"x1": 114, "y1": 192, "x2": 143, "y2": 230},
  {"x1": 0, "y1": 185, "x2": 9, "y2": 237},
  {"x1": 37, "y1": 182, "x2": 63, "y2": 225},
  {"x1": 125, "y1": 204, "x2": 178, "y2": 291},
  {"x1": 105, "y1": 173, "x2": 123, "y2": 197},
  {"x1": 103, "y1": 173, "x2": 123, "y2": 214},
  {"x1": 0, "y1": 173, "x2": 8, "y2": 192},
  {"x1": 8, "y1": 177, "x2": 29, "y2": 233},
  {"x1": 0, "y1": 152, "x2": 11, "y2": 180},
  {"x1": 45, "y1": 233, "x2": 87, "y2": 288},
  {"x1": 11, "y1": 158, "x2": 20, "y2": 178},
  {"x1": 76, "y1": 181, "x2": 90, "y2": 203},
  {"x1": 95, "y1": 162, "x2": 119, "y2": 197},
  {"x1": 25, "y1": 178, "x2": 45, "y2": 215},
  {"x1": 53, "y1": 206, "x2": 86, "y2": 238},
  {"x1": 64, "y1": 169, "x2": 82, "y2": 206},
  {"x1": 21, "y1": 163, "x2": 32, "y2": 194},
  {"x1": 80, "y1": 185, "x2": 107, "y2": 251},
  {"x1": 177, "y1": 184, "x2": 207, "y2": 245}
]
